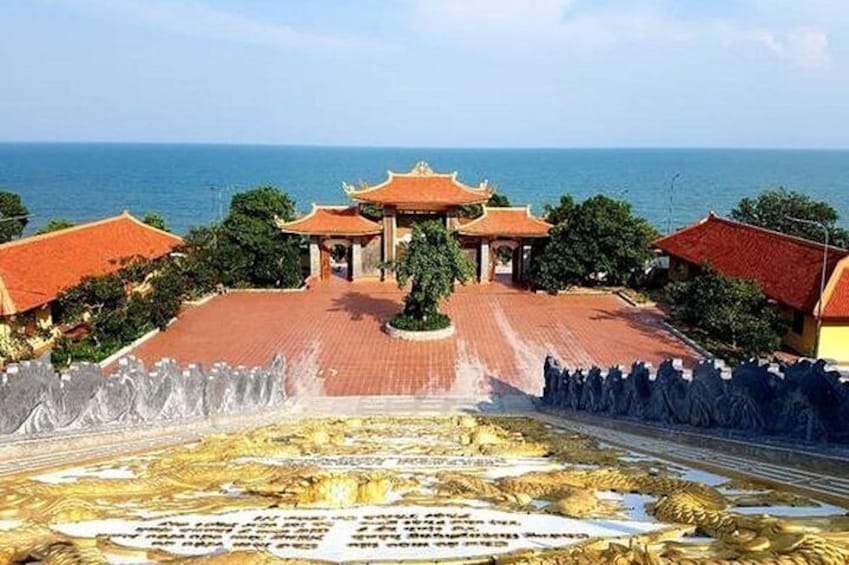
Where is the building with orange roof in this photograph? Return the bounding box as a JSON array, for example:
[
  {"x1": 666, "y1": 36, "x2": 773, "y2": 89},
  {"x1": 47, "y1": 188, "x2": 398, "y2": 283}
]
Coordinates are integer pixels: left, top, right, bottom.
[
  {"x1": 0, "y1": 211, "x2": 183, "y2": 357},
  {"x1": 276, "y1": 162, "x2": 551, "y2": 284},
  {"x1": 655, "y1": 213, "x2": 849, "y2": 362}
]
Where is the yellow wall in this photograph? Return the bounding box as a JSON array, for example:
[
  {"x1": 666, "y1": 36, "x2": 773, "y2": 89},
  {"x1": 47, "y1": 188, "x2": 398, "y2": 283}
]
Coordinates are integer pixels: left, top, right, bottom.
[
  {"x1": 818, "y1": 323, "x2": 849, "y2": 363},
  {"x1": 0, "y1": 304, "x2": 56, "y2": 361},
  {"x1": 781, "y1": 307, "x2": 818, "y2": 357}
]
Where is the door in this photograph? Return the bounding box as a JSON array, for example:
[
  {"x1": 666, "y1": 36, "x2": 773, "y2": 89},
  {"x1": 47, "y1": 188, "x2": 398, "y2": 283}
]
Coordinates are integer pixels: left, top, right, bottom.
[{"x1": 320, "y1": 245, "x2": 331, "y2": 280}]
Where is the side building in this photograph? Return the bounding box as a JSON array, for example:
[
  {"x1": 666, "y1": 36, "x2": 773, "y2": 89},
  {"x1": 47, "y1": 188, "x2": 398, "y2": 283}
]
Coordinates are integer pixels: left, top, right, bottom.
[
  {"x1": 0, "y1": 211, "x2": 183, "y2": 359},
  {"x1": 276, "y1": 161, "x2": 551, "y2": 284},
  {"x1": 655, "y1": 213, "x2": 849, "y2": 363}
]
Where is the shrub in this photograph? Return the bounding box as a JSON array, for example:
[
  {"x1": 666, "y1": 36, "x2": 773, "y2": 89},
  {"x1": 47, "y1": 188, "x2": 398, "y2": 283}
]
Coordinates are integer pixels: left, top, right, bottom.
[{"x1": 389, "y1": 312, "x2": 452, "y2": 332}]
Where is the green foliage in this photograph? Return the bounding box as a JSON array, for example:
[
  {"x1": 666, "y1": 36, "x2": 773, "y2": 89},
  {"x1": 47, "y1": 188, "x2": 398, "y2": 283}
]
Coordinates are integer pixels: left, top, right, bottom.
[
  {"x1": 221, "y1": 186, "x2": 302, "y2": 288},
  {"x1": 389, "y1": 312, "x2": 451, "y2": 331},
  {"x1": 665, "y1": 265, "x2": 785, "y2": 361},
  {"x1": 35, "y1": 218, "x2": 74, "y2": 235},
  {"x1": 530, "y1": 195, "x2": 656, "y2": 292},
  {"x1": 542, "y1": 194, "x2": 576, "y2": 226},
  {"x1": 52, "y1": 257, "x2": 186, "y2": 367},
  {"x1": 730, "y1": 188, "x2": 849, "y2": 248},
  {"x1": 393, "y1": 220, "x2": 475, "y2": 322},
  {"x1": 55, "y1": 273, "x2": 126, "y2": 322},
  {"x1": 460, "y1": 191, "x2": 512, "y2": 218},
  {"x1": 359, "y1": 202, "x2": 384, "y2": 221},
  {"x1": 142, "y1": 211, "x2": 169, "y2": 232},
  {"x1": 0, "y1": 328, "x2": 34, "y2": 365},
  {"x1": 51, "y1": 337, "x2": 103, "y2": 365},
  {"x1": 0, "y1": 191, "x2": 29, "y2": 243}
]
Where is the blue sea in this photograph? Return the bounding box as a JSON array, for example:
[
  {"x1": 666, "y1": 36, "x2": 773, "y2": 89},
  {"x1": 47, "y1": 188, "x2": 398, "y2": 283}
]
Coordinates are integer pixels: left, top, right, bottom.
[{"x1": 1, "y1": 143, "x2": 847, "y2": 235}]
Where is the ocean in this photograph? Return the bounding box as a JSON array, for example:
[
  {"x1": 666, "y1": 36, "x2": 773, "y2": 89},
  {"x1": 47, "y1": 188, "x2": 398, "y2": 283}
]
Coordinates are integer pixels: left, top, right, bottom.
[{"x1": 0, "y1": 143, "x2": 847, "y2": 236}]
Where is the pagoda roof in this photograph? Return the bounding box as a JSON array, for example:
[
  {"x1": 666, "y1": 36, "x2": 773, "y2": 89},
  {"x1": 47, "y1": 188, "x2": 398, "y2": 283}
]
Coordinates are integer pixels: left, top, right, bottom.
[
  {"x1": 275, "y1": 205, "x2": 382, "y2": 236},
  {"x1": 654, "y1": 213, "x2": 849, "y2": 316},
  {"x1": 344, "y1": 161, "x2": 492, "y2": 210},
  {"x1": 456, "y1": 206, "x2": 552, "y2": 238},
  {"x1": 0, "y1": 211, "x2": 183, "y2": 316},
  {"x1": 821, "y1": 257, "x2": 849, "y2": 320}
]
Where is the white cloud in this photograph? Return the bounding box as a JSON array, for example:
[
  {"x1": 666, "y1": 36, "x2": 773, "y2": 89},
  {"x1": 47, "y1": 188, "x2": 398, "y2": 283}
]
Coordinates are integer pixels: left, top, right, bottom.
[
  {"x1": 61, "y1": 0, "x2": 390, "y2": 52},
  {"x1": 413, "y1": 0, "x2": 832, "y2": 70}
]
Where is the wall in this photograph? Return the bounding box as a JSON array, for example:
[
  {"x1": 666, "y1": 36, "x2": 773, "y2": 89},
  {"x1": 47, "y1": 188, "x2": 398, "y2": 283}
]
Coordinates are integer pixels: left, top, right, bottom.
[
  {"x1": 818, "y1": 323, "x2": 849, "y2": 363},
  {"x1": 781, "y1": 306, "x2": 817, "y2": 357},
  {"x1": 0, "y1": 354, "x2": 288, "y2": 436},
  {"x1": 542, "y1": 356, "x2": 849, "y2": 443},
  {"x1": 361, "y1": 235, "x2": 383, "y2": 278}
]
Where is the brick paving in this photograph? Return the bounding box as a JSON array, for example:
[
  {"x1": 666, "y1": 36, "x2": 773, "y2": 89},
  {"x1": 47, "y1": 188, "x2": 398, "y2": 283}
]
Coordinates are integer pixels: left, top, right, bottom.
[{"x1": 128, "y1": 278, "x2": 697, "y2": 397}]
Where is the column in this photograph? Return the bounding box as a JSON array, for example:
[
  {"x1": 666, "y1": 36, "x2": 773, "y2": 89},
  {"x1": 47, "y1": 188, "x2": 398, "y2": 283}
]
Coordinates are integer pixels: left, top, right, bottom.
[
  {"x1": 521, "y1": 241, "x2": 532, "y2": 281},
  {"x1": 309, "y1": 236, "x2": 320, "y2": 278},
  {"x1": 382, "y1": 206, "x2": 396, "y2": 264},
  {"x1": 351, "y1": 240, "x2": 363, "y2": 281},
  {"x1": 479, "y1": 239, "x2": 490, "y2": 283}
]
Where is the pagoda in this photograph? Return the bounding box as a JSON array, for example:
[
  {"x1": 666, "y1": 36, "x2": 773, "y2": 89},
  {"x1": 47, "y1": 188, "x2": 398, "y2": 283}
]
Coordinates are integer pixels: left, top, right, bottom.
[{"x1": 276, "y1": 161, "x2": 551, "y2": 284}]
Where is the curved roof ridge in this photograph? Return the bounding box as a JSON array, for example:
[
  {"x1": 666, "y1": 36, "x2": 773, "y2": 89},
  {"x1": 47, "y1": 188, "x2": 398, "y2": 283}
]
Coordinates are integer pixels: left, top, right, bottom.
[
  {"x1": 0, "y1": 211, "x2": 182, "y2": 250},
  {"x1": 344, "y1": 161, "x2": 491, "y2": 205},
  {"x1": 657, "y1": 213, "x2": 848, "y2": 254},
  {"x1": 276, "y1": 204, "x2": 381, "y2": 236},
  {"x1": 456, "y1": 206, "x2": 551, "y2": 238}
]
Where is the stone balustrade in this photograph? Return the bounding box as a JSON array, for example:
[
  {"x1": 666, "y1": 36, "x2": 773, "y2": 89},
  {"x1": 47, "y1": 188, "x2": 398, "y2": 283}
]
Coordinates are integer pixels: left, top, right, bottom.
[
  {"x1": 542, "y1": 356, "x2": 849, "y2": 443},
  {"x1": 0, "y1": 355, "x2": 287, "y2": 436}
]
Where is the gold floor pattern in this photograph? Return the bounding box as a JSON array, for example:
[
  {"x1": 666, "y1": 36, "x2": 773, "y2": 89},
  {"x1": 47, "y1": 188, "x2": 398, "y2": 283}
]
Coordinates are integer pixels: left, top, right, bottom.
[{"x1": 0, "y1": 416, "x2": 847, "y2": 564}]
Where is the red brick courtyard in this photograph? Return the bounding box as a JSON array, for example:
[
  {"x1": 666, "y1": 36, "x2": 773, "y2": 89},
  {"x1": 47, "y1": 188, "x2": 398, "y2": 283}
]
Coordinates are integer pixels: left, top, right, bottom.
[{"x1": 127, "y1": 278, "x2": 697, "y2": 396}]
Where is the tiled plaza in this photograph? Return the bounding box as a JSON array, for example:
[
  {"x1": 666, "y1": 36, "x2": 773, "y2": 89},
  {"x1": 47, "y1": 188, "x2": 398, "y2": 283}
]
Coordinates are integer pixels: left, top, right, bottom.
[{"x1": 128, "y1": 278, "x2": 698, "y2": 396}]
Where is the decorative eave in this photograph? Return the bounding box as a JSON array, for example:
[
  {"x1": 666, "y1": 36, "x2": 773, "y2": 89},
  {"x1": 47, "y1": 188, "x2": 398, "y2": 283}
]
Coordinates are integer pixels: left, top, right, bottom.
[
  {"x1": 275, "y1": 205, "x2": 382, "y2": 236},
  {"x1": 456, "y1": 206, "x2": 552, "y2": 238},
  {"x1": 343, "y1": 161, "x2": 493, "y2": 209}
]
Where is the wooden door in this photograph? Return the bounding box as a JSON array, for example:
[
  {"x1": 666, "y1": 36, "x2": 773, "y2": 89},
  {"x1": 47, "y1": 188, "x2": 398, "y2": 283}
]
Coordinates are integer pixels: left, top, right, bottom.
[{"x1": 320, "y1": 246, "x2": 331, "y2": 280}]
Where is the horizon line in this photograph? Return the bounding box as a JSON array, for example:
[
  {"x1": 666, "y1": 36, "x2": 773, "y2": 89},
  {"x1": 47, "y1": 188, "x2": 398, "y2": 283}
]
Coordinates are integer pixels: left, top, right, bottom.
[{"x1": 1, "y1": 140, "x2": 848, "y2": 152}]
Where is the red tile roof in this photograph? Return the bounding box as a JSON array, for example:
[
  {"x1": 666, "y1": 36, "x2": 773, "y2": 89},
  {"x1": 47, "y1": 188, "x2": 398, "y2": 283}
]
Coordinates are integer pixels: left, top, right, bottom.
[
  {"x1": 822, "y1": 260, "x2": 849, "y2": 320},
  {"x1": 456, "y1": 206, "x2": 551, "y2": 238},
  {"x1": 0, "y1": 212, "x2": 183, "y2": 315},
  {"x1": 345, "y1": 161, "x2": 492, "y2": 210},
  {"x1": 654, "y1": 214, "x2": 849, "y2": 314},
  {"x1": 275, "y1": 205, "x2": 382, "y2": 236}
]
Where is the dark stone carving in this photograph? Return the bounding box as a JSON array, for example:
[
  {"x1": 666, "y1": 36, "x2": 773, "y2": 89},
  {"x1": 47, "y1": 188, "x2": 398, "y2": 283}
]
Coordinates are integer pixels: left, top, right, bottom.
[
  {"x1": 541, "y1": 355, "x2": 849, "y2": 444},
  {"x1": 0, "y1": 355, "x2": 287, "y2": 436}
]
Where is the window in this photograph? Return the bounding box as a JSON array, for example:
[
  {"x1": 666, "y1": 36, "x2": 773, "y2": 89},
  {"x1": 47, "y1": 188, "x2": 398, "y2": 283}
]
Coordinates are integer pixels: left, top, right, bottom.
[{"x1": 791, "y1": 309, "x2": 805, "y2": 335}]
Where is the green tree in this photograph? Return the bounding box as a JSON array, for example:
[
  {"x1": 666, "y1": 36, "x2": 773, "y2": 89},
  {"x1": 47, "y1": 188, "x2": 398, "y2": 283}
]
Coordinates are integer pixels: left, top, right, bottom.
[
  {"x1": 0, "y1": 191, "x2": 29, "y2": 243},
  {"x1": 730, "y1": 188, "x2": 849, "y2": 248},
  {"x1": 460, "y1": 191, "x2": 512, "y2": 218},
  {"x1": 142, "y1": 211, "x2": 169, "y2": 232},
  {"x1": 55, "y1": 273, "x2": 126, "y2": 322},
  {"x1": 665, "y1": 265, "x2": 785, "y2": 360},
  {"x1": 531, "y1": 195, "x2": 656, "y2": 292},
  {"x1": 542, "y1": 194, "x2": 576, "y2": 226},
  {"x1": 35, "y1": 218, "x2": 75, "y2": 235},
  {"x1": 392, "y1": 220, "x2": 474, "y2": 328},
  {"x1": 222, "y1": 186, "x2": 302, "y2": 288}
]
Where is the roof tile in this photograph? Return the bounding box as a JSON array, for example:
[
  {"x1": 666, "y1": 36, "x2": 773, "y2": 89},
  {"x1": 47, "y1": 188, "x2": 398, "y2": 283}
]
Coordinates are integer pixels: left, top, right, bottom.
[
  {"x1": 655, "y1": 214, "x2": 848, "y2": 314},
  {"x1": 0, "y1": 212, "x2": 182, "y2": 315}
]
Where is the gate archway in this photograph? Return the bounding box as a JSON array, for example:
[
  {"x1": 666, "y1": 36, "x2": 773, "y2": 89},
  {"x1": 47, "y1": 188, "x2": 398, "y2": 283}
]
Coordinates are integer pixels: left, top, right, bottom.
[{"x1": 319, "y1": 237, "x2": 353, "y2": 281}]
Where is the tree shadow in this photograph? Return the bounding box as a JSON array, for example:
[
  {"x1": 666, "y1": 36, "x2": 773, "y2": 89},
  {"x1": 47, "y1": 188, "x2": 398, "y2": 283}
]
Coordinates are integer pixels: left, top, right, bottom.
[
  {"x1": 328, "y1": 291, "x2": 402, "y2": 325},
  {"x1": 469, "y1": 376, "x2": 540, "y2": 414},
  {"x1": 588, "y1": 307, "x2": 700, "y2": 364}
]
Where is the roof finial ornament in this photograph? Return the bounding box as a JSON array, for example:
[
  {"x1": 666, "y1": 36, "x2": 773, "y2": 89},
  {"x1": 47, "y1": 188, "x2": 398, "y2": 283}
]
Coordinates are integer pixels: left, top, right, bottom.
[{"x1": 410, "y1": 161, "x2": 434, "y2": 176}]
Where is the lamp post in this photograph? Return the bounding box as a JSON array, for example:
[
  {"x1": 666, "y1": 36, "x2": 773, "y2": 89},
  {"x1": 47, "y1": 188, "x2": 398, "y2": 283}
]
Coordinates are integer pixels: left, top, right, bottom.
[
  {"x1": 785, "y1": 216, "x2": 829, "y2": 358},
  {"x1": 666, "y1": 173, "x2": 680, "y2": 235}
]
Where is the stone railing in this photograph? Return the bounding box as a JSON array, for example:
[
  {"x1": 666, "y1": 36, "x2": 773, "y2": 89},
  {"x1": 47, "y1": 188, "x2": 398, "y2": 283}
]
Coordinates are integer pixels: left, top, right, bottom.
[
  {"x1": 0, "y1": 355, "x2": 287, "y2": 436},
  {"x1": 542, "y1": 356, "x2": 849, "y2": 444}
]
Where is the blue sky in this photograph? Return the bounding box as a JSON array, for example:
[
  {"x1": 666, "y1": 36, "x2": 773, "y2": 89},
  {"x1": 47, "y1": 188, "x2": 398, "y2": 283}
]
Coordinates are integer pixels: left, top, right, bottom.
[{"x1": 1, "y1": 0, "x2": 847, "y2": 148}]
